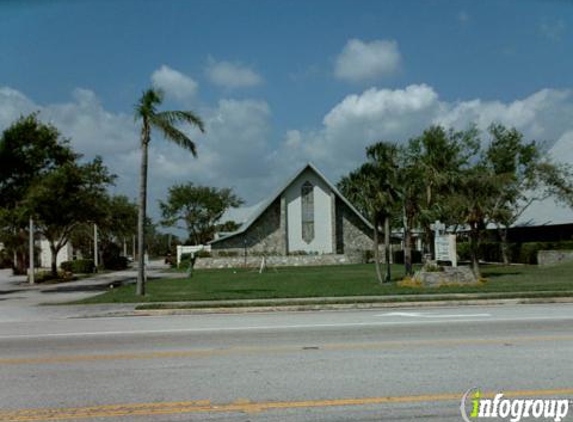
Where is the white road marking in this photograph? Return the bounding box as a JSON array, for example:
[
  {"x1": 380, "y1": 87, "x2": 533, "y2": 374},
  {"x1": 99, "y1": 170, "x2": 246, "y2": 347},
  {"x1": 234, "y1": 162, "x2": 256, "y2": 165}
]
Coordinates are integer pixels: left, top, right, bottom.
[
  {"x1": 376, "y1": 312, "x2": 491, "y2": 318},
  {"x1": 0, "y1": 314, "x2": 571, "y2": 340}
]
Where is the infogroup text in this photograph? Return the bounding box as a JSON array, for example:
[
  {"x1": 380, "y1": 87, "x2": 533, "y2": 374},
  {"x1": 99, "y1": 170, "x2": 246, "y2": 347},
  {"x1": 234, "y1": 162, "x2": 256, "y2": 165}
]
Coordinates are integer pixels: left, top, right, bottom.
[{"x1": 461, "y1": 389, "x2": 570, "y2": 422}]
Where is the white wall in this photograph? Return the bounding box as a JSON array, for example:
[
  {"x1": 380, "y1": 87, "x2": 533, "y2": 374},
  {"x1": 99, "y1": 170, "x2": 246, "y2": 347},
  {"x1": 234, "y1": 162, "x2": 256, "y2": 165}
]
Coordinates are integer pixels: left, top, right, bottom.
[
  {"x1": 40, "y1": 239, "x2": 72, "y2": 268},
  {"x1": 284, "y1": 168, "x2": 333, "y2": 254},
  {"x1": 176, "y1": 245, "x2": 211, "y2": 265}
]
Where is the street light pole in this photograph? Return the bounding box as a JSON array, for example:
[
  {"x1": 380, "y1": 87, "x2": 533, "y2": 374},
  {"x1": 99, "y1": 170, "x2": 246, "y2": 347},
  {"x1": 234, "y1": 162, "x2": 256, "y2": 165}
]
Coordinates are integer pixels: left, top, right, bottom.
[
  {"x1": 94, "y1": 224, "x2": 99, "y2": 270},
  {"x1": 29, "y1": 217, "x2": 35, "y2": 285}
]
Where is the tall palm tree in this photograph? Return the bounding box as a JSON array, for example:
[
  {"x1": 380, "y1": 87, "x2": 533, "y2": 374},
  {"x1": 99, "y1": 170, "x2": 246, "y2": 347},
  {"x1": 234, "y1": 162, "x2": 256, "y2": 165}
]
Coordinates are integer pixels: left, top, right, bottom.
[
  {"x1": 366, "y1": 142, "x2": 400, "y2": 283},
  {"x1": 135, "y1": 89, "x2": 204, "y2": 296},
  {"x1": 338, "y1": 142, "x2": 400, "y2": 284}
]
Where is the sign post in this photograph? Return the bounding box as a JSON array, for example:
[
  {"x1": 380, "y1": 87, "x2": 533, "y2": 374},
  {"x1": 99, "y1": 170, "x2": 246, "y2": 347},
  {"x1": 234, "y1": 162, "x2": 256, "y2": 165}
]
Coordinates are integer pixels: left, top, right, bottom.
[
  {"x1": 435, "y1": 234, "x2": 457, "y2": 267},
  {"x1": 432, "y1": 220, "x2": 457, "y2": 267}
]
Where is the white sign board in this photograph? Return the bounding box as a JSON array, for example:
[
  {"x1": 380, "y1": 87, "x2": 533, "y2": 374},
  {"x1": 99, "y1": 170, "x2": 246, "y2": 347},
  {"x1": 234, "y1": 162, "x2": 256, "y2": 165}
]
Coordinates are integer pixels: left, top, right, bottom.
[{"x1": 435, "y1": 234, "x2": 457, "y2": 267}]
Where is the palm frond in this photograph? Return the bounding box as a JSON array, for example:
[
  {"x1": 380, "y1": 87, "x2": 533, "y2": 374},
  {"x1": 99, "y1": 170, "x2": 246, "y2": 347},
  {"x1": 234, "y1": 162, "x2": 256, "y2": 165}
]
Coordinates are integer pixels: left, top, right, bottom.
[
  {"x1": 156, "y1": 110, "x2": 205, "y2": 133},
  {"x1": 150, "y1": 115, "x2": 198, "y2": 157},
  {"x1": 135, "y1": 89, "x2": 163, "y2": 120}
]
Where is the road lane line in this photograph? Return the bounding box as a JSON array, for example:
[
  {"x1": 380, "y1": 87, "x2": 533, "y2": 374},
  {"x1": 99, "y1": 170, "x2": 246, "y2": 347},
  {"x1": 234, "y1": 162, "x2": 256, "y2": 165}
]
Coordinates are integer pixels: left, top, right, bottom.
[
  {"x1": 1, "y1": 389, "x2": 572, "y2": 421},
  {"x1": 376, "y1": 312, "x2": 492, "y2": 318},
  {"x1": 1, "y1": 314, "x2": 573, "y2": 340},
  {"x1": 1, "y1": 334, "x2": 573, "y2": 365}
]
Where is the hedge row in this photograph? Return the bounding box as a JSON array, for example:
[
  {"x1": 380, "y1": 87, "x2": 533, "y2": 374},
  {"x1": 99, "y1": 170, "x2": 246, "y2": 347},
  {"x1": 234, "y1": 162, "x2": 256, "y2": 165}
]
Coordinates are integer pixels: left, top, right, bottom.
[
  {"x1": 60, "y1": 259, "x2": 95, "y2": 274},
  {"x1": 457, "y1": 241, "x2": 573, "y2": 264}
]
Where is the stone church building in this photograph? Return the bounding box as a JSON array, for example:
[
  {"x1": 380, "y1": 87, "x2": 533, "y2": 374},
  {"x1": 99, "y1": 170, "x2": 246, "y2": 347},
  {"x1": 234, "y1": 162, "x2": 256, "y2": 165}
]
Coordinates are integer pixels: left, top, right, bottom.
[{"x1": 210, "y1": 163, "x2": 373, "y2": 259}]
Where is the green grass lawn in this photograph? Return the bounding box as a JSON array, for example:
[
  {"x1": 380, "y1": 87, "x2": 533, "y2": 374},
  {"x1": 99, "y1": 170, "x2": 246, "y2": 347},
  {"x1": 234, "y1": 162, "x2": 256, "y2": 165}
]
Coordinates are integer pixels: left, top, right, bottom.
[{"x1": 75, "y1": 261, "x2": 573, "y2": 304}]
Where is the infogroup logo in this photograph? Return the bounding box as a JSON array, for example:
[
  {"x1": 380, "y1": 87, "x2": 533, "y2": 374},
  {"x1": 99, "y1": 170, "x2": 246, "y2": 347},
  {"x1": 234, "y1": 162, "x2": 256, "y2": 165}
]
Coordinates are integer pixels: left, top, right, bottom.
[{"x1": 460, "y1": 388, "x2": 570, "y2": 422}]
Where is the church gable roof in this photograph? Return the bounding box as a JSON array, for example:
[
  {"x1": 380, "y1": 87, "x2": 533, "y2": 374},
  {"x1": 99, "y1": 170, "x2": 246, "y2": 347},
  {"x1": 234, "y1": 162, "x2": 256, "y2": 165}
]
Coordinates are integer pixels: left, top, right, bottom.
[{"x1": 210, "y1": 163, "x2": 373, "y2": 245}]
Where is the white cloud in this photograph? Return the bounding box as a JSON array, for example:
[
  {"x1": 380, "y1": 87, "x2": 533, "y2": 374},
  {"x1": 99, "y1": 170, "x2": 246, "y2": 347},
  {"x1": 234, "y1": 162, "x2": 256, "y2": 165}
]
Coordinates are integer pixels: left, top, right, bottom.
[
  {"x1": 539, "y1": 18, "x2": 566, "y2": 42},
  {"x1": 2, "y1": 81, "x2": 573, "y2": 226},
  {"x1": 206, "y1": 59, "x2": 263, "y2": 89},
  {"x1": 334, "y1": 39, "x2": 401, "y2": 82},
  {"x1": 151, "y1": 65, "x2": 198, "y2": 103},
  {"x1": 457, "y1": 11, "x2": 469, "y2": 24},
  {"x1": 275, "y1": 85, "x2": 573, "y2": 225},
  {"x1": 0, "y1": 87, "x2": 138, "y2": 158},
  {"x1": 0, "y1": 87, "x2": 276, "y2": 220}
]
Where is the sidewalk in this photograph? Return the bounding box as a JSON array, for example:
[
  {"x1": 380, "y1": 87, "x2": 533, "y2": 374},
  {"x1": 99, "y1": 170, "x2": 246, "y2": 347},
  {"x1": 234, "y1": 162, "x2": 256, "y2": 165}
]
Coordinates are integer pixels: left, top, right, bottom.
[{"x1": 0, "y1": 261, "x2": 181, "y2": 322}]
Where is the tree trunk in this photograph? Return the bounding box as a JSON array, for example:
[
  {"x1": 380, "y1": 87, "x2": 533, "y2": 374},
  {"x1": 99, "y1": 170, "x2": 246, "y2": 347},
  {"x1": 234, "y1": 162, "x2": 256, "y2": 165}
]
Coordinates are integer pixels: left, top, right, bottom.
[
  {"x1": 49, "y1": 243, "x2": 59, "y2": 278},
  {"x1": 424, "y1": 226, "x2": 435, "y2": 259},
  {"x1": 372, "y1": 219, "x2": 383, "y2": 284},
  {"x1": 384, "y1": 216, "x2": 391, "y2": 283},
  {"x1": 469, "y1": 224, "x2": 481, "y2": 279},
  {"x1": 136, "y1": 125, "x2": 149, "y2": 296},
  {"x1": 425, "y1": 185, "x2": 434, "y2": 258},
  {"x1": 498, "y1": 225, "x2": 510, "y2": 266},
  {"x1": 404, "y1": 225, "x2": 413, "y2": 277}
]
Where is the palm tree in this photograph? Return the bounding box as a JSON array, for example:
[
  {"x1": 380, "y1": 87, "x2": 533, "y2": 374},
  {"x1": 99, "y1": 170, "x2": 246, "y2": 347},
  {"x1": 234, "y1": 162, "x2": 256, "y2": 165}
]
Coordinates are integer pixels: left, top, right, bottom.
[
  {"x1": 366, "y1": 142, "x2": 400, "y2": 283},
  {"x1": 338, "y1": 142, "x2": 400, "y2": 284},
  {"x1": 135, "y1": 89, "x2": 204, "y2": 296}
]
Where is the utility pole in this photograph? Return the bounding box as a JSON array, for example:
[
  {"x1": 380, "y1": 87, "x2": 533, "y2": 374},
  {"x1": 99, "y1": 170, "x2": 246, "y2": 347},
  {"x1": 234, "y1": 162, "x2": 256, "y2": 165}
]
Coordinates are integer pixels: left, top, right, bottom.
[
  {"x1": 93, "y1": 224, "x2": 99, "y2": 270},
  {"x1": 28, "y1": 217, "x2": 35, "y2": 285}
]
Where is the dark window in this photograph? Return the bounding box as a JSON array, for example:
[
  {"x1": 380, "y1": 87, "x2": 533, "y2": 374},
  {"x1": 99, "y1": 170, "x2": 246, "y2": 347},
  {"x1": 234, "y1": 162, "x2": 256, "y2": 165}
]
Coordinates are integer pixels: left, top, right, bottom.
[{"x1": 301, "y1": 181, "x2": 314, "y2": 243}]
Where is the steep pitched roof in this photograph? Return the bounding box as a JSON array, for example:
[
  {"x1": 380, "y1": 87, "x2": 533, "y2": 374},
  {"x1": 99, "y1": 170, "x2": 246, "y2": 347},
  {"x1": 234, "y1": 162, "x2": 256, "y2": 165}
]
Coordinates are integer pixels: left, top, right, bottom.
[{"x1": 210, "y1": 162, "x2": 373, "y2": 244}]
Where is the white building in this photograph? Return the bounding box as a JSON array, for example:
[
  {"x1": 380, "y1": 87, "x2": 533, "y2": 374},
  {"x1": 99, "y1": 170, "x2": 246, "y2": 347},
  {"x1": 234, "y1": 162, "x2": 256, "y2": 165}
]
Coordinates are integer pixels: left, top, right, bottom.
[
  {"x1": 210, "y1": 163, "x2": 374, "y2": 257},
  {"x1": 39, "y1": 239, "x2": 73, "y2": 269}
]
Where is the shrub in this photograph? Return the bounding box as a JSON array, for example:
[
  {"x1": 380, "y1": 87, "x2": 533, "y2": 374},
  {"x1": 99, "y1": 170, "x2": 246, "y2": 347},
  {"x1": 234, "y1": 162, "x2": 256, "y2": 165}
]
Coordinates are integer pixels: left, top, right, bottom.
[
  {"x1": 457, "y1": 242, "x2": 471, "y2": 261},
  {"x1": 392, "y1": 249, "x2": 423, "y2": 264},
  {"x1": 33, "y1": 270, "x2": 74, "y2": 283},
  {"x1": 103, "y1": 255, "x2": 129, "y2": 271},
  {"x1": 178, "y1": 253, "x2": 192, "y2": 269},
  {"x1": 196, "y1": 250, "x2": 211, "y2": 258},
  {"x1": 397, "y1": 277, "x2": 423, "y2": 288},
  {"x1": 457, "y1": 240, "x2": 573, "y2": 265},
  {"x1": 0, "y1": 250, "x2": 12, "y2": 269},
  {"x1": 423, "y1": 263, "x2": 444, "y2": 272},
  {"x1": 60, "y1": 259, "x2": 95, "y2": 274}
]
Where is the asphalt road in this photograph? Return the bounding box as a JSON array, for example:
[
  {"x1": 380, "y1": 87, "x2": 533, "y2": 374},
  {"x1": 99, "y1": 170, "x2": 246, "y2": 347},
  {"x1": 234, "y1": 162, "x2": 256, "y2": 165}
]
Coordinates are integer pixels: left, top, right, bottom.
[{"x1": 1, "y1": 304, "x2": 572, "y2": 421}]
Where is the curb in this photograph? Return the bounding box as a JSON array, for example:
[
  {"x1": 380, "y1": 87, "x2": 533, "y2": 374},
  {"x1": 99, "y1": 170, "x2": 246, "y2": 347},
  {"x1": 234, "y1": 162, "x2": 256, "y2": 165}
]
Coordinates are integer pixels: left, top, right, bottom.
[{"x1": 81, "y1": 296, "x2": 573, "y2": 318}]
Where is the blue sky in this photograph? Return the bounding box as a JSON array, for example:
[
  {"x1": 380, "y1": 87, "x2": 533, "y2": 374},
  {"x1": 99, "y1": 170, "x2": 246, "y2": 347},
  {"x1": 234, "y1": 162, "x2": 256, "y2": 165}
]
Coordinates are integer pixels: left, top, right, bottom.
[{"x1": 1, "y1": 0, "x2": 572, "y2": 225}]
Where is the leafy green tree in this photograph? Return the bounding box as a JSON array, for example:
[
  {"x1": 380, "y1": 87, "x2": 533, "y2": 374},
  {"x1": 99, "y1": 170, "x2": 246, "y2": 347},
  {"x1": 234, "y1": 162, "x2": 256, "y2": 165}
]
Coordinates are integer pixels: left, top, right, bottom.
[
  {"x1": 485, "y1": 123, "x2": 573, "y2": 264},
  {"x1": 410, "y1": 125, "x2": 479, "y2": 256},
  {"x1": 71, "y1": 194, "x2": 138, "y2": 266},
  {"x1": 24, "y1": 158, "x2": 114, "y2": 277},
  {"x1": 0, "y1": 114, "x2": 76, "y2": 274},
  {"x1": 448, "y1": 163, "x2": 500, "y2": 278},
  {"x1": 144, "y1": 222, "x2": 180, "y2": 258},
  {"x1": 134, "y1": 88, "x2": 205, "y2": 296},
  {"x1": 159, "y1": 183, "x2": 244, "y2": 245}
]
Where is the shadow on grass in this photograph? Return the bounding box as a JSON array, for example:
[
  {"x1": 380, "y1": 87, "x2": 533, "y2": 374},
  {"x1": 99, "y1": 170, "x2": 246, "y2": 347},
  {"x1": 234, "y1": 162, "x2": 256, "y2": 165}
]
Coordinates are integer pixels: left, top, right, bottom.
[
  {"x1": 42, "y1": 284, "x2": 116, "y2": 293},
  {"x1": 481, "y1": 271, "x2": 522, "y2": 278},
  {"x1": 217, "y1": 289, "x2": 276, "y2": 295}
]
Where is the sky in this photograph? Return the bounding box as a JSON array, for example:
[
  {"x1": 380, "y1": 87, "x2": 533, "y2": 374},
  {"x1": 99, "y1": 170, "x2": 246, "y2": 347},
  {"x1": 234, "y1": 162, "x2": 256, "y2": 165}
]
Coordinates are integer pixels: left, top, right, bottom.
[{"x1": 1, "y1": 0, "x2": 573, "y2": 227}]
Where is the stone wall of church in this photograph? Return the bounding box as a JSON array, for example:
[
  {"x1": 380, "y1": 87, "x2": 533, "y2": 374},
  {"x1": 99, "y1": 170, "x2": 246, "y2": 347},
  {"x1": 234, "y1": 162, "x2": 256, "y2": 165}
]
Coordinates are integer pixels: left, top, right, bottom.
[
  {"x1": 194, "y1": 254, "x2": 354, "y2": 269},
  {"x1": 211, "y1": 197, "x2": 286, "y2": 256},
  {"x1": 335, "y1": 198, "x2": 373, "y2": 255},
  {"x1": 211, "y1": 195, "x2": 374, "y2": 262}
]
